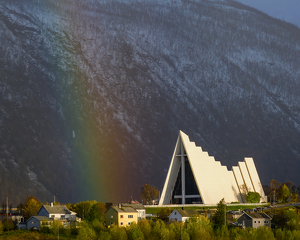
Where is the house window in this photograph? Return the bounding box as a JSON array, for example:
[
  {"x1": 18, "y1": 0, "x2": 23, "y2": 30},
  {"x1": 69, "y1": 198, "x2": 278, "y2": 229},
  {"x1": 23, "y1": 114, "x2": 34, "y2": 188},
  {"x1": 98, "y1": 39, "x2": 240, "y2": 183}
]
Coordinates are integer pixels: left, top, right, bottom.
[
  {"x1": 175, "y1": 212, "x2": 177, "y2": 215},
  {"x1": 128, "y1": 222, "x2": 131, "y2": 225},
  {"x1": 128, "y1": 215, "x2": 133, "y2": 218},
  {"x1": 110, "y1": 215, "x2": 113, "y2": 218},
  {"x1": 254, "y1": 221, "x2": 256, "y2": 223},
  {"x1": 51, "y1": 215, "x2": 55, "y2": 218},
  {"x1": 120, "y1": 215, "x2": 123, "y2": 218},
  {"x1": 61, "y1": 215, "x2": 65, "y2": 220},
  {"x1": 120, "y1": 222, "x2": 124, "y2": 226},
  {"x1": 258, "y1": 221, "x2": 260, "y2": 223},
  {"x1": 110, "y1": 222, "x2": 113, "y2": 225}
]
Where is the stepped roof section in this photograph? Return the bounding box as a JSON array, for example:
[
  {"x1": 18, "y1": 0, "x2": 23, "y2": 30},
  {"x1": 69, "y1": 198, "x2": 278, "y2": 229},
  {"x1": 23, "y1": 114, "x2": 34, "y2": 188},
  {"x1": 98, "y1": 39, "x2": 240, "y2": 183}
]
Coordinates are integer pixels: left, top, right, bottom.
[{"x1": 159, "y1": 131, "x2": 266, "y2": 205}]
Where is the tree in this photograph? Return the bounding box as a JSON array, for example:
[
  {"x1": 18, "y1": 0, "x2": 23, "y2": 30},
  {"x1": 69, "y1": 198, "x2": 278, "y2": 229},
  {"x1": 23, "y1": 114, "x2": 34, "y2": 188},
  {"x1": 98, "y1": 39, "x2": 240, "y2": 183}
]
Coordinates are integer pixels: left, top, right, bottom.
[
  {"x1": 77, "y1": 222, "x2": 97, "y2": 240},
  {"x1": 279, "y1": 184, "x2": 290, "y2": 203},
  {"x1": 95, "y1": 202, "x2": 107, "y2": 220},
  {"x1": 72, "y1": 201, "x2": 96, "y2": 219},
  {"x1": 2, "y1": 219, "x2": 14, "y2": 231},
  {"x1": 263, "y1": 185, "x2": 271, "y2": 196},
  {"x1": 212, "y1": 198, "x2": 227, "y2": 228},
  {"x1": 290, "y1": 191, "x2": 298, "y2": 202},
  {"x1": 270, "y1": 180, "x2": 281, "y2": 204},
  {"x1": 240, "y1": 184, "x2": 250, "y2": 203},
  {"x1": 158, "y1": 207, "x2": 172, "y2": 221},
  {"x1": 140, "y1": 184, "x2": 159, "y2": 204},
  {"x1": 246, "y1": 191, "x2": 261, "y2": 203},
  {"x1": 86, "y1": 203, "x2": 106, "y2": 222},
  {"x1": 23, "y1": 195, "x2": 42, "y2": 219}
]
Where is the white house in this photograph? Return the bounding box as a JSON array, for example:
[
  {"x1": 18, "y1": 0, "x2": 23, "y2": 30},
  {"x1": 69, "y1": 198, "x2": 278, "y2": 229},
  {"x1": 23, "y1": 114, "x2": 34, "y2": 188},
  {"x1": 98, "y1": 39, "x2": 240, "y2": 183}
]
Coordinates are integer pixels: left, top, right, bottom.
[
  {"x1": 18, "y1": 204, "x2": 79, "y2": 230},
  {"x1": 169, "y1": 209, "x2": 199, "y2": 222},
  {"x1": 37, "y1": 203, "x2": 78, "y2": 221}
]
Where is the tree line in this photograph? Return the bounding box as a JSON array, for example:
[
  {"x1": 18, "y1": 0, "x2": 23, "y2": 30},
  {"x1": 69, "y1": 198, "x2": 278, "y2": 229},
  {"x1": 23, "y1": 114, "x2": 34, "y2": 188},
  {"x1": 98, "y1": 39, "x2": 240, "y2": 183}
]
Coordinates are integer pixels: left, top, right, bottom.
[{"x1": 263, "y1": 180, "x2": 299, "y2": 204}]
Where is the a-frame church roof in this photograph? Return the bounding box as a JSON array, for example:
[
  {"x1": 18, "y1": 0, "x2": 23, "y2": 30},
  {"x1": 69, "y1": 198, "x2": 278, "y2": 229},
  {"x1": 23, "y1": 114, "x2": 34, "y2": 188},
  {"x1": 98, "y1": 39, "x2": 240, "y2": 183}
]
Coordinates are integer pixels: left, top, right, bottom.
[{"x1": 159, "y1": 131, "x2": 266, "y2": 205}]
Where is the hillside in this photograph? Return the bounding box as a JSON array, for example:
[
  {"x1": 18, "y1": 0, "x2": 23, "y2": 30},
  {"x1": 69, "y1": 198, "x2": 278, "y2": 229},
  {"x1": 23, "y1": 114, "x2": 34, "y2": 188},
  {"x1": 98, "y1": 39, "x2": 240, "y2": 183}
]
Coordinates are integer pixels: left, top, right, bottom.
[{"x1": 0, "y1": 0, "x2": 300, "y2": 204}]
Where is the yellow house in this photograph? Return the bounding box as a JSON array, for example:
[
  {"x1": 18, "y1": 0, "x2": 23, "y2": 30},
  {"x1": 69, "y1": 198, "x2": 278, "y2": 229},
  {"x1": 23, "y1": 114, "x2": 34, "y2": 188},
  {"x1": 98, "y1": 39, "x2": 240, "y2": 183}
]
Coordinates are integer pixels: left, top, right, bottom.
[{"x1": 105, "y1": 205, "x2": 138, "y2": 227}]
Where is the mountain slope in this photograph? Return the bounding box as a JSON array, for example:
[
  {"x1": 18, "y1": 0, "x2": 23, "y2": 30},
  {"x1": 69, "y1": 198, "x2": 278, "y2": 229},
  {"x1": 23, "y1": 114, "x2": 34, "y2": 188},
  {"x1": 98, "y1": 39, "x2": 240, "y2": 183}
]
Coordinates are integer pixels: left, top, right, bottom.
[{"x1": 0, "y1": 0, "x2": 300, "y2": 204}]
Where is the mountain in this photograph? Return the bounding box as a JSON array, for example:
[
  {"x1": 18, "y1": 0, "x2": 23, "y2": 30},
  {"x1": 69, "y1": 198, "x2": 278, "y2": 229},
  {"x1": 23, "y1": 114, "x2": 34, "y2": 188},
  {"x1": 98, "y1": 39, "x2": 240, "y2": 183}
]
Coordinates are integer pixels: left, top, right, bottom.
[
  {"x1": 0, "y1": 0, "x2": 300, "y2": 204},
  {"x1": 234, "y1": 0, "x2": 300, "y2": 28}
]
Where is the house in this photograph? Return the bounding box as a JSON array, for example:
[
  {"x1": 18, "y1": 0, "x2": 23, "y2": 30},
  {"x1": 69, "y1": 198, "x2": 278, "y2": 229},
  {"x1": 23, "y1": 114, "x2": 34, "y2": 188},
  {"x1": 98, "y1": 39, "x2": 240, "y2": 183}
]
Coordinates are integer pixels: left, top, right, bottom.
[
  {"x1": 237, "y1": 212, "x2": 272, "y2": 228},
  {"x1": 18, "y1": 203, "x2": 79, "y2": 230},
  {"x1": 120, "y1": 203, "x2": 146, "y2": 221},
  {"x1": 105, "y1": 205, "x2": 138, "y2": 227},
  {"x1": 169, "y1": 208, "x2": 199, "y2": 222},
  {"x1": 37, "y1": 203, "x2": 79, "y2": 221},
  {"x1": 26, "y1": 216, "x2": 51, "y2": 230}
]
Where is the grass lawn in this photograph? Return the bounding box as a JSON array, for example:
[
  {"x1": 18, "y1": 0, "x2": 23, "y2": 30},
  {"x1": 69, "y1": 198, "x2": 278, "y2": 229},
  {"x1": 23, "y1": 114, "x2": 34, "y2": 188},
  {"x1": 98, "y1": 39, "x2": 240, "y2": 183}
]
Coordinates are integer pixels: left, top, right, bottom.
[{"x1": 145, "y1": 204, "x2": 268, "y2": 214}]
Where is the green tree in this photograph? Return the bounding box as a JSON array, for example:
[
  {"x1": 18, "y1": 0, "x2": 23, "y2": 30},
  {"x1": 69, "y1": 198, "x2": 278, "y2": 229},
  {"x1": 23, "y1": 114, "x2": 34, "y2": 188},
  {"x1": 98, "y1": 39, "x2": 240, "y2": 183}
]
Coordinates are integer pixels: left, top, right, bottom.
[
  {"x1": 280, "y1": 184, "x2": 291, "y2": 203},
  {"x1": 286, "y1": 211, "x2": 300, "y2": 231},
  {"x1": 126, "y1": 222, "x2": 144, "y2": 240},
  {"x1": 138, "y1": 219, "x2": 152, "y2": 240},
  {"x1": 158, "y1": 207, "x2": 172, "y2": 221},
  {"x1": 50, "y1": 220, "x2": 64, "y2": 236},
  {"x1": 86, "y1": 204, "x2": 101, "y2": 222},
  {"x1": 77, "y1": 221, "x2": 97, "y2": 240},
  {"x1": 212, "y1": 198, "x2": 227, "y2": 228},
  {"x1": 110, "y1": 224, "x2": 128, "y2": 240},
  {"x1": 186, "y1": 216, "x2": 213, "y2": 240},
  {"x1": 246, "y1": 191, "x2": 261, "y2": 203},
  {"x1": 140, "y1": 184, "x2": 159, "y2": 204},
  {"x1": 152, "y1": 219, "x2": 169, "y2": 240},
  {"x1": 240, "y1": 184, "x2": 250, "y2": 203},
  {"x1": 272, "y1": 209, "x2": 295, "y2": 229},
  {"x1": 95, "y1": 202, "x2": 107, "y2": 219},
  {"x1": 2, "y1": 219, "x2": 14, "y2": 231},
  {"x1": 98, "y1": 231, "x2": 112, "y2": 240},
  {"x1": 255, "y1": 226, "x2": 275, "y2": 240},
  {"x1": 73, "y1": 200, "x2": 96, "y2": 219}
]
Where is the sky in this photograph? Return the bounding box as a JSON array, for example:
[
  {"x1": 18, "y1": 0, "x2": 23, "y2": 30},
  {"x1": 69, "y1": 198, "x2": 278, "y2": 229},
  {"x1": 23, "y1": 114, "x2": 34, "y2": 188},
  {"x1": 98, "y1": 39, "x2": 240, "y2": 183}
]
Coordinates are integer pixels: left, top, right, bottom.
[{"x1": 235, "y1": 0, "x2": 300, "y2": 28}]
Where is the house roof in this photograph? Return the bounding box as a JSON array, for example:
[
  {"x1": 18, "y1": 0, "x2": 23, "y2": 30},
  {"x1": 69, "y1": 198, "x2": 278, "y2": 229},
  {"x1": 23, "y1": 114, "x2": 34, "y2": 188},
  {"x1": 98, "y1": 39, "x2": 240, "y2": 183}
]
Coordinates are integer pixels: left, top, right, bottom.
[
  {"x1": 106, "y1": 206, "x2": 138, "y2": 213},
  {"x1": 238, "y1": 212, "x2": 271, "y2": 220},
  {"x1": 27, "y1": 216, "x2": 50, "y2": 222},
  {"x1": 39, "y1": 205, "x2": 71, "y2": 215},
  {"x1": 174, "y1": 209, "x2": 199, "y2": 217}
]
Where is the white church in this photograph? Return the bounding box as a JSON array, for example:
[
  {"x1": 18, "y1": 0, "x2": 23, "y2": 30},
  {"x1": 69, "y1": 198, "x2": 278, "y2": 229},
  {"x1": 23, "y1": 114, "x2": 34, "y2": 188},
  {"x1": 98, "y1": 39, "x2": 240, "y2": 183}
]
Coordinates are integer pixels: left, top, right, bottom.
[{"x1": 159, "y1": 131, "x2": 267, "y2": 205}]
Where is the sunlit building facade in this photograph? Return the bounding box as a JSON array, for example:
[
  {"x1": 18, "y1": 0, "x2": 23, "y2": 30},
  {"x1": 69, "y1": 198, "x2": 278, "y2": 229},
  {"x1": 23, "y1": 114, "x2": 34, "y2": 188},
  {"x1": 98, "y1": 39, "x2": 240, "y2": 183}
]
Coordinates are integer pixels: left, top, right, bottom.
[{"x1": 159, "y1": 131, "x2": 266, "y2": 205}]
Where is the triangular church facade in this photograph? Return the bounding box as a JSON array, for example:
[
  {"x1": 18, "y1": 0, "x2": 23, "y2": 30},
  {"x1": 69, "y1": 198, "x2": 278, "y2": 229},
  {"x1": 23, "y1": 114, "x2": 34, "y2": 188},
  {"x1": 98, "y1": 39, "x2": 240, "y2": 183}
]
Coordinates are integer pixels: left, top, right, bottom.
[{"x1": 159, "y1": 131, "x2": 266, "y2": 205}]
